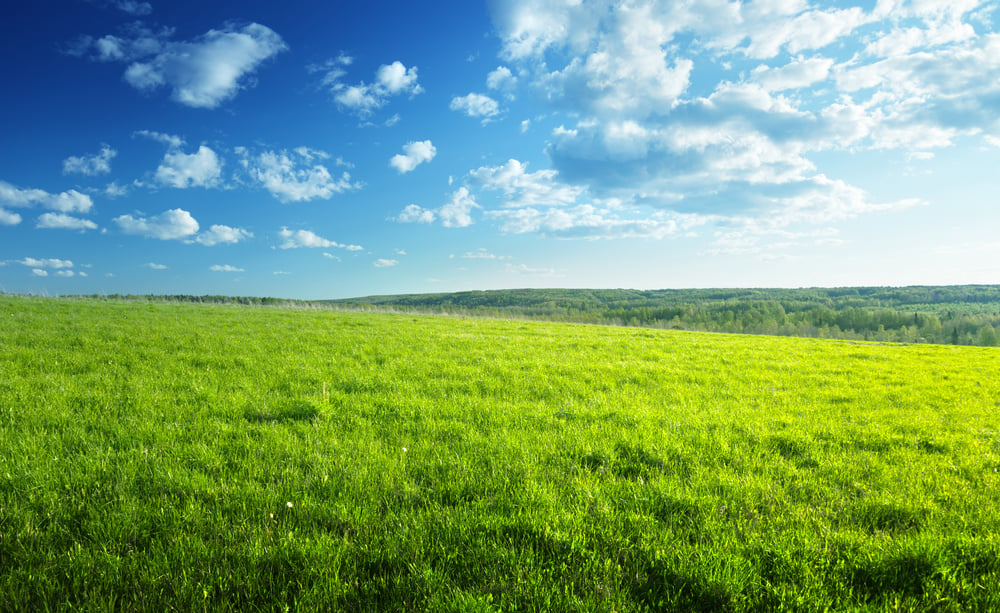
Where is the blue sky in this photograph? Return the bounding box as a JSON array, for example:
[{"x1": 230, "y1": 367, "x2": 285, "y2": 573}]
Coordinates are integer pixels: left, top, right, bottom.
[{"x1": 3, "y1": 0, "x2": 1000, "y2": 299}]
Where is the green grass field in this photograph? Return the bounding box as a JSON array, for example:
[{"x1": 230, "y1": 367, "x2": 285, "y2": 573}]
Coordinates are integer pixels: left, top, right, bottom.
[{"x1": 2, "y1": 296, "x2": 999, "y2": 611}]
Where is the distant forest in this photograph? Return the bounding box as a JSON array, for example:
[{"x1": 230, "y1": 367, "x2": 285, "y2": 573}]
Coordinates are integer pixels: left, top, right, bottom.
[
  {"x1": 331, "y1": 286, "x2": 1000, "y2": 346},
  {"x1": 83, "y1": 285, "x2": 1000, "y2": 346}
]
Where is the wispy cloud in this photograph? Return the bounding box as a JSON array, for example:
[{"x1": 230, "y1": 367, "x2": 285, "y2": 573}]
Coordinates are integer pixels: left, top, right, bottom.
[
  {"x1": 210, "y1": 264, "x2": 244, "y2": 272},
  {"x1": 63, "y1": 145, "x2": 116, "y2": 176},
  {"x1": 278, "y1": 227, "x2": 363, "y2": 251},
  {"x1": 114, "y1": 0, "x2": 152, "y2": 15},
  {"x1": 193, "y1": 224, "x2": 253, "y2": 246},
  {"x1": 134, "y1": 129, "x2": 184, "y2": 148},
  {"x1": 73, "y1": 22, "x2": 287, "y2": 108},
  {"x1": 462, "y1": 248, "x2": 510, "y2": 260},
  {"x1": 373, "y1": 258, "x2": 398, "y2": 268}
]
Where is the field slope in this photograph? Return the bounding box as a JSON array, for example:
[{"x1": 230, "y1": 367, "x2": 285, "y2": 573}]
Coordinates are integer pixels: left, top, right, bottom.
[{"x1": 1, "y1": 296, "x2": 999, "y2": 611}]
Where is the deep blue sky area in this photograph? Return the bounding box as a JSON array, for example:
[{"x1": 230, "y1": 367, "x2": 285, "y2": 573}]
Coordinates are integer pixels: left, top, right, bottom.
[{"x1": 3, "y1": 0, "x2": 1000, "y2": 299}]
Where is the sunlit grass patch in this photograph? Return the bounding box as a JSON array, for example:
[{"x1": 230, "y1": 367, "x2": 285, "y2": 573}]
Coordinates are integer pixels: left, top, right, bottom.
[{"x1": 1, "y1": 295, "x2": 999, "y2": 610}]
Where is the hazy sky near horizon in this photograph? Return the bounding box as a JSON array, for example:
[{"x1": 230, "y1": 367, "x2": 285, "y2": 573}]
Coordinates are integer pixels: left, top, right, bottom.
[{"x1": 3, "y1": 0, "x2": 1000, "y2": 299}]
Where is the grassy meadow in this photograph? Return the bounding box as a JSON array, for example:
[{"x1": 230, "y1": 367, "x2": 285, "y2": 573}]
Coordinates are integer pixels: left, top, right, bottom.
[{"x1": 1, "y1": 295, "x2": 999, "y2": 611}]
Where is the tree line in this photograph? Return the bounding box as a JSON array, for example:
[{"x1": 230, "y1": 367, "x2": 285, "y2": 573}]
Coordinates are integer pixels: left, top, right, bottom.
[
  {"x1": 69, "y1": 286, "x2": 1000, "y2": 346},
  {"x1": 332, "y1": 286, "x2": 1000, "y2": 346}
]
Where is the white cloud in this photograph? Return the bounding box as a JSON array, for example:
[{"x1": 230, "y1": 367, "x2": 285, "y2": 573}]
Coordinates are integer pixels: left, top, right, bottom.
[
  {"x1": 70, "y1": 23, "x2": 171, "y2": 63},
  {"x1": 469, "y1": 159, "x2": 583, "y2": 208},
  {"x1": 210, "y1": 264, "x2": 244, "y2": 272},
  {"x1": 114, "y1": 0, "x2": 152, "y2": 15},
  {"x1": 48, "y1": 191, "x2": 94, "y2": 213},
  {"x1": 240, "y1": 148, "x2": 360, "y2": 202},
  {"x1": 146, "y1": 262, "x2": 168, "y2": 270},
  {"x1": 155, "y1": 145, "x2": 222, "y2": 188},
  {"x1": 32, "y1": 269, "x2": 48, "y2": 277},
  {"x1": 376, "y1": 61, "x2": 420, "y2": 94},
  {"x1": 450, "y1": 93, "x2": 501, "y2": 122},
  {"x1": 462, "y1": 248, "x2": 510, "y2": 260},
  {"x1": 439, "y1": 188, "x2": 479, "y2": 228},
  {"x1": 193, "y1": 224, "x2": 253, "y2": 246},
  {"x1": 79, "y1": 23, "x2": 286, "y2": 108},
  {"x1": 394, "y1": 189, "x2": 480, "y2": 228},
  {"x1": 0, "y1": 180, "x2": 93, "y2": 214},
  {"x1": 134, "y1": 129, "x2": 185, "y2": 148},
  {"x1": 0, "y1": 209, "x2": 20, "y2": 225},
  {"x1": 63, "y1": 145, "x2": 117, "y2": 176},
  {"x1": 20, "y1": 258, "x2": 74, "y2": 269},
  {"x1": 752, "y1": 57, "x2": 834, "y2": 92},
  {"x1": 318, "y1": 57, "x2": 423, "y2": 117},
  {"x1": 105, "y1": 181, "x2": 129, "y2": 198},
  {"x1": 36, "y1": 213, "x2": 99, "y2": 231},
  {"x1": 278, "y1": 227, "x2": 362, "y2": 250},
  {"x1": 487, "y1": 65, "x2": 518, "y2": 98},
  {"x1": 395, "y1": 204, "x2": 436, "y2": 224},
  {"x1": 488, "y1": 204, "x2": 680, "y2": 239},
  {"x1": 390, "y1": 140, "x2": 437, "y2": 173},
  {"x1": 505, "y1": 263, "x2": 558, "y2": 277},
  {"x1": 481, "y1": 0, "x2": 901, "y2": 240},
  {"x1": 114, "y1": 208, "x2": 199, "y2": 240},
  {"x1": 373, "y1": 259, "x2": 398, "y2": 268}
]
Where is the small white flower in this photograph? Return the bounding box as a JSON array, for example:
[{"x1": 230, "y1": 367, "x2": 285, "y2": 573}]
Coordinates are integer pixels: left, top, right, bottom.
[
  {"x1": 402, "y1": 447, "x2": 408, "y2": 453},
  {"x1": 286, "y1": 501, "x2": 293, "y2": 509}
]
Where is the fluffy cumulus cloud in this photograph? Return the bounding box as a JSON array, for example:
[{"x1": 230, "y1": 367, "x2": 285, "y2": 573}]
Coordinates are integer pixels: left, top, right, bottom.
[
  {"x1": 63, "y1": 145, "x2": 116, "y2": 176},
  {"x1": 17, "y1": 257, "x2": 86, "y2": 278},
  {"x1": 278, "y1": 227, "x2": 363, "y2": 251},
  {"x1": 194, "y1": 224, "x2": 253, "y2": 246},
  {"x1": 469, "y1": 159, "x2": 582, "y2": 208},
  {"x1": 395, "y1": 204, "x2": 436, "y2": 224},
  {"x1": 486, "y1": 66, "x2": 518, "y2": 98},
  {"x1": 20, "y1": 257, "x2": 74, "y2": 269},
  {"x1": 114, "y1": 208, "x2": 199, "y2": 240},
  {"x1": 36, "y1": 213, "x2": 99, "y2": 231},
  {"x1": 450, "y1": 93, "x2": 501, "y2": 122},
  {"x1": 475, "y1": 0, "x2": 997, "y2": 245},
  {"x1": 239, "y1": 148, "x2": 360, "y2": 202},
  {"x1": 0, "y1": 180, "x2": 94, "y2": 226},
  {"x1": 438, "y1": 188, "x2": 479, "y2": 228},
  {"x1": 75, "y1": 22, "x2": 286, "y2": 108},
  {"x1": 155, "y1": 145, "x2": 222, "y2": 188},
  {"x1": 390, "y1": 140, "x2": 437, "y2": 173},
  {"x1": 394, "y1": 188, "x2": 480, "y2": 228},
  {"x1": 0, "y1": 209, "x2": 20, "y2": 226},
  {"x1": 315, "y1": 56, "x2": 423, "y2": 117}
]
